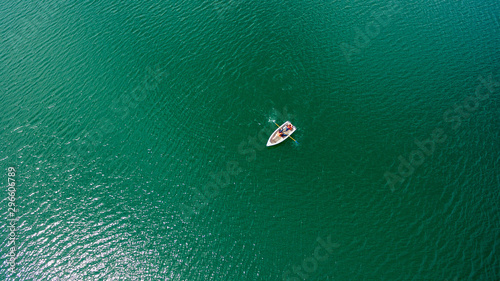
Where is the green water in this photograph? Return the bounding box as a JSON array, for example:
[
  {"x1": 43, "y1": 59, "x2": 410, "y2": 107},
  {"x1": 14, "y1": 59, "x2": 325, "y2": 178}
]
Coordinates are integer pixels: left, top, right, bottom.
[{"x1": 1, "y1": 0, "x2": 499, "y2": 280}]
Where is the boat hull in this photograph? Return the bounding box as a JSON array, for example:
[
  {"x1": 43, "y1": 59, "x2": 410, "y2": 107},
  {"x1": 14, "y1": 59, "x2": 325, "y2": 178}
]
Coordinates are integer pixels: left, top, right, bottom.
[{"x1": 266, "y1": 121, "x2": 296, "y2": 146}]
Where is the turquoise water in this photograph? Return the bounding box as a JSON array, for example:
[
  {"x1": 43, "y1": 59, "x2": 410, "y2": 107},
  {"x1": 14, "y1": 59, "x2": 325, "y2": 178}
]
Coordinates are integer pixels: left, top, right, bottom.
[{"x1": 1, "y1": 0, "x2": 499, "y2": 280}]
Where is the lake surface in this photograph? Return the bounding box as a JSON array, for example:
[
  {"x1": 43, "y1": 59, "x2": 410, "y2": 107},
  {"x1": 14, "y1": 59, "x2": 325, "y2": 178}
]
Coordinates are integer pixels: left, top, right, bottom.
[{"x1": 1, "y1": 0, "x2": 499, "y2": 280}]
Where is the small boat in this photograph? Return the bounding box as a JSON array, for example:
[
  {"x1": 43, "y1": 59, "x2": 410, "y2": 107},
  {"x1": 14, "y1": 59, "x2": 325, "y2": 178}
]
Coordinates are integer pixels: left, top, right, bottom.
[{"x1": 266, "y1": 121, "x2": 296, "y2": 147}]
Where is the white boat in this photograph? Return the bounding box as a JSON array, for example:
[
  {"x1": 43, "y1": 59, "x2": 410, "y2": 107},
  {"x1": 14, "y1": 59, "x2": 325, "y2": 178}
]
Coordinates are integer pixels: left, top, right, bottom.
[{"x1": 266, "y1": 121, "x2": 296, "y2": 147}]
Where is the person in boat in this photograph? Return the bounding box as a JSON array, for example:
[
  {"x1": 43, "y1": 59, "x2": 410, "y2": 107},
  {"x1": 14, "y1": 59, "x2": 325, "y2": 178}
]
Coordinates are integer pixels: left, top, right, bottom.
[
  {"x1": 286, "y1": 124, "x2": 293, "y2": 131},
  {"x1": 278, "y1": 131, "x2": 287, "y2": 137}
]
